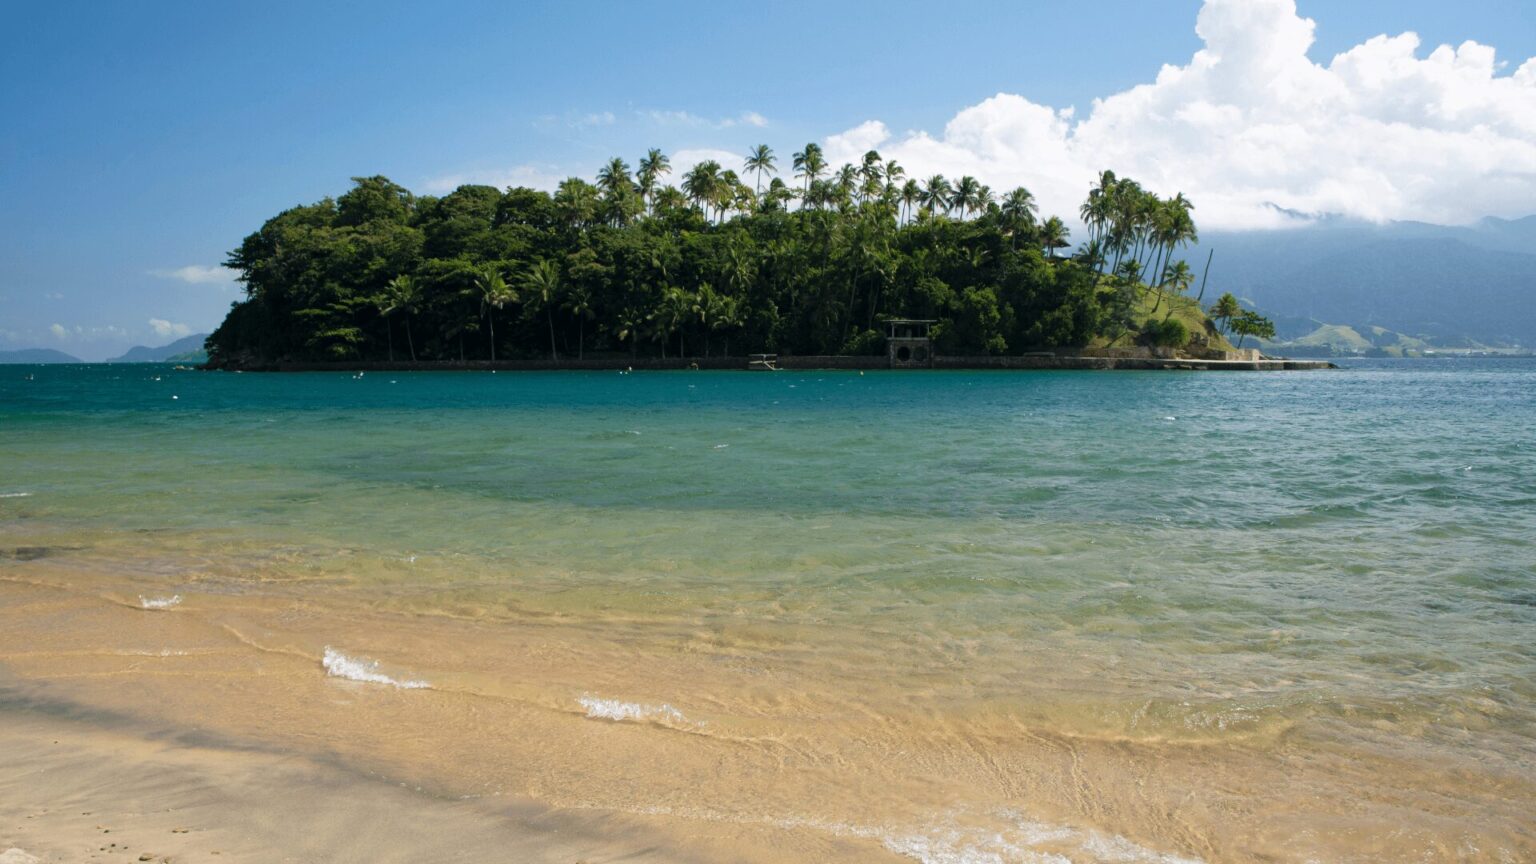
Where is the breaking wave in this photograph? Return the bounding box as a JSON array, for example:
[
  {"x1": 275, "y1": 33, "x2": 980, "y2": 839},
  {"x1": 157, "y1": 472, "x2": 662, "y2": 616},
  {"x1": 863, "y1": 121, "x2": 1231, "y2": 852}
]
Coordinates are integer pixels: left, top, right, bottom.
[
  {"x1": 138, "y1": 594, "x2": 182, "y2": 610},
  {"x1": 578, "y1": 695, "x2": 693, "y2": 726},
  {"x1": 321, "y1": 647, "x2": 430, "y2": 689}
]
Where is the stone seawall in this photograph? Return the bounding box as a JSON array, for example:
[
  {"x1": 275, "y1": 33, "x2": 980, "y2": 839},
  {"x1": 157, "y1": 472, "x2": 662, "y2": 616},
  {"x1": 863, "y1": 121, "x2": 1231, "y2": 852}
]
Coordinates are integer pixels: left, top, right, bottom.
[{"x1": 214, "y1": 354, "x2": 1333, "y2": 373}]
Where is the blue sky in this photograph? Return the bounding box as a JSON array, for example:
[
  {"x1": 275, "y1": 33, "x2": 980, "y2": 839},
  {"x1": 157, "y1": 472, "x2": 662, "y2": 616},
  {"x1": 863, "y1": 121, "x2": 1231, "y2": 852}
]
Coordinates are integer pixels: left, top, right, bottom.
[{"x1": 2, "y1": 0, "x2": 1534, "y2": 359}]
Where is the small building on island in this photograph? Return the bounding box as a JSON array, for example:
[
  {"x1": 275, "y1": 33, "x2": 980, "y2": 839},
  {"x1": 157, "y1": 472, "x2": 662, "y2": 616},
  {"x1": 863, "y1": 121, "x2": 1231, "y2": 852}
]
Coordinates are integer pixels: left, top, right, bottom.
[{"x1": 887, "y1": 319, "x2": 936, "y2": 369}]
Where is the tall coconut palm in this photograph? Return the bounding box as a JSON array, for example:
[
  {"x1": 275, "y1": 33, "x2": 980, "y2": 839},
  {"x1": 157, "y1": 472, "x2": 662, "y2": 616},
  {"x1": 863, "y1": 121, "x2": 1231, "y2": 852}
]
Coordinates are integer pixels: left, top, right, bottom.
[
  {"x1": 859, "y1": 151, "x2": 883, "y2": 192},
  {"x1": 637, "y1": 149, "x2": 670, "y2": 213},
  {"x1": 475, "y1": 266, "x2": 516, "y2": 362},
  {"x1": 792, "y1": 143, "x2": 826, "y2": 197},
  {"x1": 744, "y1": 145, "x2": 777, "y2": 196},
  {"x1": 1041, "y1": 216, "x2": 1070, "y2": 260},
  {"x1": 379, "y1": 274, "x2": 420, "y2": 362},
  {"x1": 562, "y1": 282, "x2": 595, "y2": 359},
  {"x1": 596, "y1": 157, "x2": 636, "y2": 227},
  {"x1": 834, "y1": 164, "x2": 858, "y2": 207},
  {"x1": 554, "y1": 178, "x2": 600, "y2": 231},
  {"x1": 1001, "y1": 187, "x2": 1038, "y2": 231},
  {"x1": 951, "y1": 175, "x2": 981, "y2": 219},
  {"x1": 522, "y1": 259, "x2": 562, "y2": 361},
  {"x1": 922, "y1": 175, "x2": 951, "y2": 217},
  {"x1": 899, "y1": 179, "x2": 921, "y2": 224},
  {"x1": 681, "y1": 160, "x2": 722, "y2": 220}
]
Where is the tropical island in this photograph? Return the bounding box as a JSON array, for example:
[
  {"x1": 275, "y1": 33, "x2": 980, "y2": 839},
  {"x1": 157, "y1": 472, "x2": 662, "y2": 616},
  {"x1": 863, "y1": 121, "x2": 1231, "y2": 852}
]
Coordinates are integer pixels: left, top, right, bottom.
[{"x1": 207, "y1": 145, "x2": 1286, "y2": 370}]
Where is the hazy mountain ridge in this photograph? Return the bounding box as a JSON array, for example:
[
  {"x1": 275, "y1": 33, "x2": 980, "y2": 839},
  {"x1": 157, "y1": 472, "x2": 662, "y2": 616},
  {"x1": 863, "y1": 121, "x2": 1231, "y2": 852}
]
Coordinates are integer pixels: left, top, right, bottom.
[
  {"x1": 0, "y1": 348, "x2": 83, "y2": 364},
  {"x1": 107, "y1": 334, "x2": 209, "y2": 363},
  {"x1": 1195, "y1": 216, "x2": 1536, "y2": 348}
]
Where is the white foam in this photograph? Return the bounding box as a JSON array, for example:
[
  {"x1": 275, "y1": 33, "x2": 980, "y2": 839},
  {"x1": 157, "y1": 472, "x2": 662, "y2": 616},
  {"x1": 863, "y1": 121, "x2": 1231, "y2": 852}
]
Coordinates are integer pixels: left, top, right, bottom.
[
  {"x1": 805, "y1": 810, "x2": 1201, "y2": 864},
  {"x1": 1, "y1": 848, "x2": 41, "y2": 864},
  {"x1": 322, "y1": 647, "x2": 429, "y2": 689},
  {"x1": 139, "y1": 594, "x2": 182, "y2": 610},
  {"x1": 0, "y1": 492, "x2": 32, "y2": 499},
  {"x1": 578, "y1": 695, "x2": 690, "y2": 725}
]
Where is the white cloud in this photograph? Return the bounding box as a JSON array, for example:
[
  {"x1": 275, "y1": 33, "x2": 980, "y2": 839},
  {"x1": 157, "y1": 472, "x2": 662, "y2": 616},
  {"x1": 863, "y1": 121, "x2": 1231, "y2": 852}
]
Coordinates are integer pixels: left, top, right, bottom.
[
  {"x1": 49, "y1": 323, "x2": 67, "y2": 340},
  {"x1": 43, "y1": 291, "x2": 63, "y2": 300},
  {"x1": 422, "y1": 163, "x2": 566, "y2": 194},
  {"x1": 641, "y1": 110, "x2": 769, "y2": 130},
  {"x1": 149, "y1": 318, "x2": 191, "y2": 339},
  {"x1": 151, "y1": 265, "x2": 231, "y2": 285},
  {"x1": 576, "y1": 111, "x2": 616, "y2": 127},
  {"x1": 822, "y1": 0, "x2": 1536, "y2": 229}
]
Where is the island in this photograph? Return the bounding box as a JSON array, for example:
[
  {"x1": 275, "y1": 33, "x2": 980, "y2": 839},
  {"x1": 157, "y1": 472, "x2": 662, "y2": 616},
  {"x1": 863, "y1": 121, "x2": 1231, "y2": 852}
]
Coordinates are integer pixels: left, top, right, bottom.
[{"x1": 207, "y1": 148, "x2": 1325, "y2": 371}]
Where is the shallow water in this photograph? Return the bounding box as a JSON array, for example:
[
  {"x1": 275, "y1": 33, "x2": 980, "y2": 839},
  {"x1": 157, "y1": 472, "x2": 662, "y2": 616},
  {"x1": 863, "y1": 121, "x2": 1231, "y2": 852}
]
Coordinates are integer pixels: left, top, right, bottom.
[{"x1": 2, "y1": 360, "x2": 1534, "y2": 862}]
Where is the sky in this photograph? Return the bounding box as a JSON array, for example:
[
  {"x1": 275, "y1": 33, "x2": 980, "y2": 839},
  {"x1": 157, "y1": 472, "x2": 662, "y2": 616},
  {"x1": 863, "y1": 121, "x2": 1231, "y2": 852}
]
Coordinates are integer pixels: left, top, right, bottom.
[{"x1": 1, "y1": 0, "x2": 1533, "y2": 359}]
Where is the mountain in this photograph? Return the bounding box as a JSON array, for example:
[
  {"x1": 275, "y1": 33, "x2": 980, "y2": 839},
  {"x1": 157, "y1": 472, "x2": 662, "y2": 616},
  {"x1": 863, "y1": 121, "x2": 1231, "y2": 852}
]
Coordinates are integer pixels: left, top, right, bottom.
[
  {"x1": 1193, "y1": 216, "x2": 1536, "y2": 348},
  {"x1": 0, "y1": 348, "x2": 83, "y2": 364},
  {"x1": 107, "y1": 334, "x2": 209, "y2": 363}
]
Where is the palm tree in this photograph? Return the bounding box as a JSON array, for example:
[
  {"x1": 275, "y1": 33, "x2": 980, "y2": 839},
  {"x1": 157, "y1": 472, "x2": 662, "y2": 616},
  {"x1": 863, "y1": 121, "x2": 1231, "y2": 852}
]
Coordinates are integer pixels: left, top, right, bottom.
[
  {"x1": 899, "y1": 179, "x2": 921, "y2": 224},
  {"x1": 553, "y1": 178, "x2": 599, "y2": 231},
  {"x1": 379, "y1": 275, "x2": 420, "y2": 362},
  {"x1": 637, "y1": 149, "x2": 670, "y2": 213},
  {"x1": 562, "y1": 282, "x2": 595, "y2": 359},
  {"x1": 475, "y1": 266, "x2": 515, "y2": 362},
  {"x1": 681, "y1": 160, "x2": 723, "y2": 221},
  {"x1": 922, "y1": 175, "x2": 951, "y2": 217},
  {"x1": 522, "y1": 259, "x2": 562, "y2": 361},
  {"x1": 596, "y1": 157, "x2": 635, "y2": 227},
  {"x1": 792, "y1": 143, "x2": 826, "y2": 197},
  {"x1": 1157, "y1": 259, "x2": 1196, "y2": 321},
  {"x1": 834, "y1": 164, "x2": 858, "y2": 208},
  {"x1": 1209, "y1": 293, "x2": 1241, "y2": 335},
  {"x1": 1000, "y1": 187, "x2": 1038, "y2": 242},
  {"x1": 950, "y1": 176, "x2": 981, "y2": 219},
  {"x1": 1041, "y1": 216, "x2": 1070, "y2": 259},
  {"x1": 744, "y1": 145, "x2": 777, "y2": 196}
]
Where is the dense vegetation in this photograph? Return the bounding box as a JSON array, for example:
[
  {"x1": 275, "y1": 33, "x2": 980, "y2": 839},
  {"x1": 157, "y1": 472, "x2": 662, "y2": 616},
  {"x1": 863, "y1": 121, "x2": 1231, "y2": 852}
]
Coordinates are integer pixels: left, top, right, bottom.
[{"x1": 209, "y1": 147, "x2": 1243, "y2": 365}]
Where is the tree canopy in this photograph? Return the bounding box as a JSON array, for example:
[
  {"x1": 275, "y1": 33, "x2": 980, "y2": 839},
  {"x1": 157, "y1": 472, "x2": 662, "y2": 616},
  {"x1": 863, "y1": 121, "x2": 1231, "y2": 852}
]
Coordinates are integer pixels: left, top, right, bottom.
[{"x1": 208, "y1": 150, "x2": 1220, "y2": 365}]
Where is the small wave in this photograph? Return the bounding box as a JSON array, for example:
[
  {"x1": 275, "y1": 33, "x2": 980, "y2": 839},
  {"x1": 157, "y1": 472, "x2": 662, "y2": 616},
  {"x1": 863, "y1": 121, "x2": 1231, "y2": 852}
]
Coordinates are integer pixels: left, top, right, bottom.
[
  {"x1": 322, "y1": 647, "x2": 429, "y2": 689},
  {"x1": 0, "y1": 492, "x2": 32, "y2": 499},
  {"x1": 578, "y1": 695, "x2": 692, "y2": 725},
  {"x1": 802, "y1": 810, "x2": 1202, "y2": 864},
  {"x1": 139, "y1": 594, "x2": 182, "y2": 610}
]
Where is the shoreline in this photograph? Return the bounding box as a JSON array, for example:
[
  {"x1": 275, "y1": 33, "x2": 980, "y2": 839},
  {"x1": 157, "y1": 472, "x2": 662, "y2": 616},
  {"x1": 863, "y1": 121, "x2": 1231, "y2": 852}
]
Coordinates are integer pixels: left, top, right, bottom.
[{"x1": 202, "y1": 354, "x2": 1337, "y2": 373}]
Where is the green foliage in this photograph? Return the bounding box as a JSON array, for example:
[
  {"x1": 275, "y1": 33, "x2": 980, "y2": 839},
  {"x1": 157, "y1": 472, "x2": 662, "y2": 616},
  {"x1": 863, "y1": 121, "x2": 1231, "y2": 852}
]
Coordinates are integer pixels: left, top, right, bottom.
[
  {"x1": 1230, "y1": 309, "x2": 1277, "y2": 348},
  {"x1": 839, "y1": 328, "x2": 886, "y2": 356},
  {"x1": 208, "y1": 160, "x2": 1209, "y2": 365},
  {"x1": 1148, "y1": 317, "x2": 1190, "y2": 348}
]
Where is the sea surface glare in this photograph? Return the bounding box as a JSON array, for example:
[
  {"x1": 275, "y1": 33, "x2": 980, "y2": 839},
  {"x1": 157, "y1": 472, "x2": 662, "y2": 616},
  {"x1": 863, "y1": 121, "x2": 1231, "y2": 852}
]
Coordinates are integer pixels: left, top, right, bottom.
[{"x1": 2, "y1": 360, "x2": 1533, "y2": 862}]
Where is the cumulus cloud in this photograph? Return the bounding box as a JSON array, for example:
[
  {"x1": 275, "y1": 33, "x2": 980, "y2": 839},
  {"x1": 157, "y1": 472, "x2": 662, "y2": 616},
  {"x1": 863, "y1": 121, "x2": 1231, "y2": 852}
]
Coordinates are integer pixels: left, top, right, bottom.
[
  {"x1": 151, "y1": 264, "x2": 231, "y2": 285},
  {"x1": 822, "y1": 0, "x2": 1536, "y2": 229},
  {"x1": 49, "y1": 323, "x2": 67, "y2": 340},
  {"x1": 149, "y1": 318, "x2": 191, "y2": 339},
  {"x1": 422, "y1": 164, "x2": 566, "y2": 194}
]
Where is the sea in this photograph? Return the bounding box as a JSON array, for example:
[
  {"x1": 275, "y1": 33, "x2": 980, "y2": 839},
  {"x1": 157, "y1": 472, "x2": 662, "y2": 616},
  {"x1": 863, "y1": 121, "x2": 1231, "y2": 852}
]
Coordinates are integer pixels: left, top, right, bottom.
[{"x1": 2, "y1": 360, "x2": 1533, "y2": 862}]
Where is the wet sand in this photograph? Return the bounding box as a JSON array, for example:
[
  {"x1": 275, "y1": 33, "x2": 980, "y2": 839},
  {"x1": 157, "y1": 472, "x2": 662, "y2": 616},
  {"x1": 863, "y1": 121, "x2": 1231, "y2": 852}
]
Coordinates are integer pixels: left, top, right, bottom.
[
  {"x1": 0, "y1": 681, "x2": 891, "y2": 864},
  {"x1": 3, "y1": 560, "x2": 1534, "y2": 863}
]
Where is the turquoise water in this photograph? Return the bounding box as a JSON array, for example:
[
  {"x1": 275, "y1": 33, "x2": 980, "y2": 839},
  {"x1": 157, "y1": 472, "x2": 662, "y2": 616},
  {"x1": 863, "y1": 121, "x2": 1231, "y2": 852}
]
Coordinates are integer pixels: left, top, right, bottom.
[{"x1": 3, "y1": 360, "x2": 1535, "y2": 860}]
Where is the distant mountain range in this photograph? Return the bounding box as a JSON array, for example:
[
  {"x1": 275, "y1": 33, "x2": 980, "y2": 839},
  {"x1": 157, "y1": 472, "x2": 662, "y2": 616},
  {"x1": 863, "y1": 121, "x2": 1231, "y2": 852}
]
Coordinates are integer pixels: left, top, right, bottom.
[
  {"x1": 107, "y1": 334, "x2": 209, "y2": 363},
  {"x1": 0, "y1": 334, "x2": 208, "y2": 364},
  {"x1": 1193, "y1": 215, "x2": 1536, "y2": 350},
  {"x1": 0, "y1": 348, "x2": 83, "y2": 364}
]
